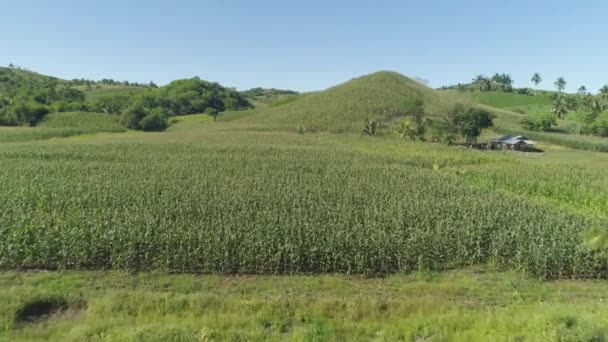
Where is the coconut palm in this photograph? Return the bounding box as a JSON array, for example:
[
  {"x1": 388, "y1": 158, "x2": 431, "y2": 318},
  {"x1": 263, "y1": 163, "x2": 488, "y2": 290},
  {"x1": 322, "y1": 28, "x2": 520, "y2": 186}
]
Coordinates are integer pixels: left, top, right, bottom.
[
  {"x1": 578, "y1": 85, "x2": 587, "y2": 95},
  {"x1": 554, "y1": 77, "x2": 567, "y2": 93},
  {"x1": 531, "y1": 73, "x2": 542, "y2": 88},
  {"x1": 600, "y1": 85, "x2": 608, "y2": 100}
]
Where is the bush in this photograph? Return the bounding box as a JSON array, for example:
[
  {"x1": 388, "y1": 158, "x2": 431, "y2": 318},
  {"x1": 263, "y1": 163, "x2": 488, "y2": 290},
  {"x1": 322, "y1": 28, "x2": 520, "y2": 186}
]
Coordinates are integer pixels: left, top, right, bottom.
[
  {"x1": 592, "y1": 111, "x2": 608, "y2": 137},
  {"x1": 516, "y1": 88, "x2": 532, "y2": 95},
  {"x1": 120, "y1": 105, "x2": 148, "y2": 129},
  {"x1": 523, "y1": 112, "x2": 557, "y2": 132},
  {"x1": 205, "y1": 107, "x2": 220, "y2": 121},
  {"x1": 139, "y1": 113, "x2": 168, "y2": 132}
]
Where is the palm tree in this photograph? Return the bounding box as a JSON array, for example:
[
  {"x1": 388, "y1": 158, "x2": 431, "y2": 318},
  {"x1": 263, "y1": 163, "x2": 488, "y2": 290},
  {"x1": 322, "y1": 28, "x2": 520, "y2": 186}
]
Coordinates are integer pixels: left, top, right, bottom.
[
  {"x1": 552, "y1": 96, "x2": 568, "y2": 119},
  {"x1": 531, "y1": 73, "x2": 542, "y2": 88},
  {"x1": 502, "y1": 74, "x2": 513, "y2": 91},
  {"x1": 554, "y1": 77, "x2": 567, "y2": 92},
  {"x1": 600, "y1": 85, "x2": 608, "y2": 100},
  {"x1": 472, "y1": 75, "x2": 488, "y2": 92},
  {"x1": 578, "y1": 85, "x2": 587, "y2": 95}
]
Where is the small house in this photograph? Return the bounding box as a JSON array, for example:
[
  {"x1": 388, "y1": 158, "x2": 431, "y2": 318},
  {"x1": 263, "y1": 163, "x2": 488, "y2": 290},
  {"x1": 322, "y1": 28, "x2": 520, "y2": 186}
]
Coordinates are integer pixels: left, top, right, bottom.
[{"x1": 491, "y1": 135, "x2": 535, "y2": 151}]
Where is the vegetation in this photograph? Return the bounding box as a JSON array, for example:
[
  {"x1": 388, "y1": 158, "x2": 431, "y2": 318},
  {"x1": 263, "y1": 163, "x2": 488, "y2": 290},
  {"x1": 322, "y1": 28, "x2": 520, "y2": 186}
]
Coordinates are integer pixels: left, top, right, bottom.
[
  {"x1": 522, "y1": 112, "x2": 557, "y2": 131},
  {"x1": 4, "y1": 269, "x2": 608, "y2": 341},
  {"x1": 228, "y1": 72, "x2": 436, "y2": 132},
  {"x1": 0, "y1": 66, "x2": 252, "y2": 133}
]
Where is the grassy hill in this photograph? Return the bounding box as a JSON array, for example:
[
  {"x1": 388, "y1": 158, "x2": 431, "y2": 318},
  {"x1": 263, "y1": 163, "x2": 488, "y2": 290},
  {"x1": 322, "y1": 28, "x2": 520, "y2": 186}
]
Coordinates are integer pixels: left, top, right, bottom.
[{"x1": 226, "y1": 71, "x2": 436, "y2": 132}]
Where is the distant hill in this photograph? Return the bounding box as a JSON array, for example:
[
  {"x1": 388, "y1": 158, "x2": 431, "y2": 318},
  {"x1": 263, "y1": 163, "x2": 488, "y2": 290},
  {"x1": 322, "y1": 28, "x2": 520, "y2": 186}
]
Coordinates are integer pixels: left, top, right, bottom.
[
  {"x1": 229, "y1": 71, "x2": 437, "y2": 132},
  {"x1": 240, "y1": 87, "x2": 298, "y2": 99}
]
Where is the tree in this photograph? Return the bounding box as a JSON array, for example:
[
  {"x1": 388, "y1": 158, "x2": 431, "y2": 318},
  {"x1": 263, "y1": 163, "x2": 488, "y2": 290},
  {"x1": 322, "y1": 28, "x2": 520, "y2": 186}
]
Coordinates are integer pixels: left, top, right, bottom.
[
  {"x1": 522, "y1": 112, "x2": 557, "y2": 131},
  {"x1": 554, "y1": 77, "x2": 567, "y2": 92},
  {"x1": 578, "y1": 85, "x2": 588, "y2": 95},
  {"x1": 139, "y1": 112, "x2": 168, "y2": 131},
  {"x1": 119, "y1": 104, "x2": 148, "y2": 129},
  {"x1": 490, "y1": 73, "x2": 513, "y2": 92},
  {"x1": 205, "y1": 107, "x2": 220, "y2": 121},
  {"x1": 438, "y1": 104, "x2": 494, "y2": 144},
  {"x1": 600, "y1": 85, "x2": 608, "y2": 101},
  {"x1": 397, "y1": 114, "x2": 431, "y2": 141},
  {"x1": 531, "y1": 73, "x2": 542, "y2": 88},
  {"x1": 592, "y1": 110, "x2": 608, "y2": 137},
  {"x1": 552, "y1": 95, "x2": 568, "y2": 119}
]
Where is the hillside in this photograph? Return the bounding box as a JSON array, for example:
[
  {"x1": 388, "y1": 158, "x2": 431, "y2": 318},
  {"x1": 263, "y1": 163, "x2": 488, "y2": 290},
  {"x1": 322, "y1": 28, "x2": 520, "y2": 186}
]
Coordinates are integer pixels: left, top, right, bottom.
[{"x1": 227, "y1": 71, "x2": 436, "y2": 132}]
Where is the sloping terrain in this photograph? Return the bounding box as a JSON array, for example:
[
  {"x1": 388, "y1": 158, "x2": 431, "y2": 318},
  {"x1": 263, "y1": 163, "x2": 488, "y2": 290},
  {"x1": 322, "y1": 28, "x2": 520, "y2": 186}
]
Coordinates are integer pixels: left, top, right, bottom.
[{"x1": 228, "y1": 71, "x2": 436, "y2": 132}]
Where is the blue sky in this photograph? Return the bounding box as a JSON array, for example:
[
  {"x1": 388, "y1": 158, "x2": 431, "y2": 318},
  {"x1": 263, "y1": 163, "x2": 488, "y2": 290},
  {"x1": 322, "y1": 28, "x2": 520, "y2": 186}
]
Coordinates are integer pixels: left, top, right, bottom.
[{"x1": 2, "y1": 0, "x2": 607, "y2": 92}]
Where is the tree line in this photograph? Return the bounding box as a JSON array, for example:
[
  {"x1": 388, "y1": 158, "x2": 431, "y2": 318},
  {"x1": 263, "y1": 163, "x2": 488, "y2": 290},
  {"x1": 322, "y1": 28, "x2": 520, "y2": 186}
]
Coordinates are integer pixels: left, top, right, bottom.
[{"x1": 0, "y1": 67, "x2": 252, "y2": 131}]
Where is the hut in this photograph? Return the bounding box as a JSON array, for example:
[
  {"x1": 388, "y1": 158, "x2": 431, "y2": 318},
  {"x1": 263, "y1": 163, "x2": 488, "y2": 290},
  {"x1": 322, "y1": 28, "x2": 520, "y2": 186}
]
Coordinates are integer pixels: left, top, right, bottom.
[{"x1": 491, "y1": 135, "x2": 536, "y2": 151}]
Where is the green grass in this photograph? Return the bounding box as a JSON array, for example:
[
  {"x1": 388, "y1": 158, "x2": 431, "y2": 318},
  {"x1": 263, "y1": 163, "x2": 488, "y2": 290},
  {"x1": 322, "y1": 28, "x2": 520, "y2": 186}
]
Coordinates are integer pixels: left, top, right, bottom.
[
  {"x1": 2, "y1": 268, "x2": 608, "y2": 341},
  {"x1": 38, "y1": 112, "x2": 125, "y2": 131},
  {"x1": 472, "y1": 91, "x2": 553, "y2": 109},
  {"x1": 0, "y1": 112, "x2": 126, "y2": 142},
  {"x1": 78, "y1": 85, "x2": 148, "y2": 100}
]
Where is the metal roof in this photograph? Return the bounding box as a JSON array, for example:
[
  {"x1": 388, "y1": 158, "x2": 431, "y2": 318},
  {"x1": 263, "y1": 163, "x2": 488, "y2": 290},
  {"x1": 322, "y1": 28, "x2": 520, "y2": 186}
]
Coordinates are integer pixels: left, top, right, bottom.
[{"x1": 494, "y1": 135, "x2": 534, "y2": 145}]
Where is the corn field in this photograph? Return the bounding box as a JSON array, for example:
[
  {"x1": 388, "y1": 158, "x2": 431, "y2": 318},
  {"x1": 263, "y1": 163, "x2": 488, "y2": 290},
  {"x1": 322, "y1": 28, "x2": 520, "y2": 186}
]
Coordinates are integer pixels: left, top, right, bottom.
[{"x1": 0, "y1": 130, "x2": 606, "y2": 279}]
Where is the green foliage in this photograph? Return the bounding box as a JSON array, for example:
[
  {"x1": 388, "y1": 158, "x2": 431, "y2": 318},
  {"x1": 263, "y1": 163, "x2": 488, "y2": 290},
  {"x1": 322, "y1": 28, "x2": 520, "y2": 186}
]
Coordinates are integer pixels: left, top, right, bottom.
[
  {"x1": 552, "y1": 95, "x2": 568, "y2": 119},
  {"x1": 139, "y1": 112, "x2": 169, "y2": 132},
  {"x1": 554, "y1": 77, "x2": 567, "y2": 92},
  {"x1": 205, "y1": 107, "x2": 220, "y2": 121},
  {"x1": 432, "y1": 100, "x2": 494, "y2": 144},
  {"x1": 522, "y1": 112, "x2": 558, "y2": 131},
  {"x1": 120, "y1": 105, "x2": 148, "y2": 129},
  {"x1": 531, "y1": 73, "x2": 542, "y2": 87},
  {"x1": 469, "y1": 73, "x2": 513, "y2": 92},
  {"x1": 240, "y1": 87, "x2": 298, "y2": 98},
  {"x1": 591, "y1": 110, "x2": 608, "y2": 137},
  {"x1": 397, "y1": 114, "x2": 430, "y2": 141},
  {"x1": 0, "y1": 67, "x2": 85, "y2": 125},
  {"x1": 363, "y1": 119, "x2": 378, "y2": 135}
]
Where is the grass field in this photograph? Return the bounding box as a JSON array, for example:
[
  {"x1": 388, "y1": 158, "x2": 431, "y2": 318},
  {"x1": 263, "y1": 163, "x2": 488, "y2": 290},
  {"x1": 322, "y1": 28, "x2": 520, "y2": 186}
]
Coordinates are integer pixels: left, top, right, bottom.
[{"x1": 3, "y1": 268, "x2": 608, "y2": 341}]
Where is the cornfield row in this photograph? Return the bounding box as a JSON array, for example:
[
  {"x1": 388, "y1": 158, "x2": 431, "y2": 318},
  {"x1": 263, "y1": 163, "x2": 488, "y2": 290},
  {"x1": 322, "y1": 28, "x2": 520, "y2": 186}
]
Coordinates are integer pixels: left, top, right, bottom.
[{"x1": 0, "y1": 134, "x2": 605, "y2": 278}]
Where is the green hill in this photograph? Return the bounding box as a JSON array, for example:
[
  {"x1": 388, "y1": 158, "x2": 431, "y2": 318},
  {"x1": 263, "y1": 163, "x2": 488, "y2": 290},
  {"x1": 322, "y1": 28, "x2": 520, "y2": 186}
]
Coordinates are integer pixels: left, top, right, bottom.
[{"x1": 228, "y1": 71, "x2": 436, "y2": 132}]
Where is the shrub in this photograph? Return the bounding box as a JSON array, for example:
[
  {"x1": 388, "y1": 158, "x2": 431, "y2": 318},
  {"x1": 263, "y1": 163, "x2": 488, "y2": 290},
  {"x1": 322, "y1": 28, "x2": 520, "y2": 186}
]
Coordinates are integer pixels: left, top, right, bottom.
[
  {"x1": 205, "y1": 107, "x2": 220, "y2": 121},
  {"x1": 523, "y1": 112, "x2": 557, "y2": 132},
  {"x1": 120, "y1": 105, "x2": 148, "y2": 129},
  {"x1": 139, "y1": 113, "x2": 168, "y2": 132},
  {"x1": 363, "y1": 119, "x2": 378, "y2": 135},
  {"x1": 397, "y1": 114, "x2": 430, "y2": 141},
  {"x1": 591, "y1": 111, "x2": 608, "y2": 137}
]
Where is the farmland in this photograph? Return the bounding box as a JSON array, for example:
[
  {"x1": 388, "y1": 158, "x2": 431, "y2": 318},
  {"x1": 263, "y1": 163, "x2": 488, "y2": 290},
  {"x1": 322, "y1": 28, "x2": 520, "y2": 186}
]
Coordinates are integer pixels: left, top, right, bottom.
[{"x1": 1, "y1": 71, "x2": 608, "y2": 340}]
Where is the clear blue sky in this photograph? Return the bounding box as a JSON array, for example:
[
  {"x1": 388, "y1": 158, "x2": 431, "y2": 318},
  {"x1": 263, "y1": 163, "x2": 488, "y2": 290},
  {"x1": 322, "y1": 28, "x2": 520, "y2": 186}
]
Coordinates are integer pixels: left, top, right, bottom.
[{"x1": 2, "y1": 0, "x2": 607, "y2": 92}]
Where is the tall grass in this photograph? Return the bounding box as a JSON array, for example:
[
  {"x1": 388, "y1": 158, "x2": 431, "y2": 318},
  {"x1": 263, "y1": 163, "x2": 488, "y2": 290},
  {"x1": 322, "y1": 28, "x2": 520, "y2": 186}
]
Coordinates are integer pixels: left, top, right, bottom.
[{"x1": 0, "y1": 112, "x2": 126, "y2": 142}]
